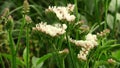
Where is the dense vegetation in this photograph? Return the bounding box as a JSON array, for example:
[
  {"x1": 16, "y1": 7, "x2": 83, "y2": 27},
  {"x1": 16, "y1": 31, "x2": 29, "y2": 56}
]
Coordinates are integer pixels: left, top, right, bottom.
[{"x1": 0, "y1": 0, "x2": 120, "y2": 68}]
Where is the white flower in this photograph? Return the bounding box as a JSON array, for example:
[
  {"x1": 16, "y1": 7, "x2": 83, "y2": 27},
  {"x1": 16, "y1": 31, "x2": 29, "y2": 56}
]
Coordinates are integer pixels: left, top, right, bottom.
[
  {"x1": 86, "y1": 33, "x2": 98, "y2": 46},
  {"x1": 68, "y1": 33, "x2": 98, "y2": 60},
  {"x1": 33, "y1": 22, "x2": 67, "y2": 37},
  {"x1": 81, "y1": 48, "x2": 89, "y2": 54},
  {"x1": 63, "y1": 24, "x2": 67, "y2": 29},
  {"x1": 84, "y1": 41, "x2": 94, "y2": 49},
  {"x1": 86, "y1": 34, "x2": 97, "y2": 41},
  {"x1": 69, "y1": 35, "x2": 97, "y2": 49},
  {"x1": 66, "y1": 14, "x2": 76, "y2": 22},
  {"x1": 74, "y1": 40, "x2": 86, "y2": 47},
  {"x1": 46, "y1": 4, "x2": 75, "y2": 22},
  {"x1": 78, "y1": 51, "x2": 87, "y2": 61},
  {"x1": 67, "y1": 4, "x2": 75, "y2": 12}
]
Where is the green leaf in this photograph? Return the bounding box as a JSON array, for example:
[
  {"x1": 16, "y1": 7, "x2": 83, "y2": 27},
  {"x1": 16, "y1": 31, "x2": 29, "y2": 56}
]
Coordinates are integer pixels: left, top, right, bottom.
[
  {"x1": 109, "y1": 0, "x2": 120, "y2": 12},
  {"x1": 107, "y1": 14, "x2": 114, "y2": 29},
  {"x1": 32, "y1": 53, "x2": 53, "y2": 68},
  {"x1": 94, "y1": 60, "x2": 109, "y2": 68},
  {"x1": 32, "y1": 56, "x2": 44, "y2": 68},
  {"x1": 104, "y1": 40, "x2": 116, "y2": 46},
  {"x1": 1, "y1": 53, "x2": 25, "y2": 66},
  {"x1": 99, "y1": 44, "x2": 120, "y2": 51},
  {"x1": 112, "y1": 50, "x2": 120, "y2": 61},
  {"x1": 23, "y1": 47, "x2": 29, "y2": 64},
  {"x1": 84, "y1": 0, "x2": 97, "y2": 14},
  {"x1": 116, "y1": 13, "x2": 120, "y2": 33},
  {"x1": 36, "y1": 53, "x2": 52, "y2": 65},
  {"x1": 23, "y1": 47, "x2": 27, "y2": 64},
  {"x1": 107, "y1": 13, "x2": 120, "y2": 33}
]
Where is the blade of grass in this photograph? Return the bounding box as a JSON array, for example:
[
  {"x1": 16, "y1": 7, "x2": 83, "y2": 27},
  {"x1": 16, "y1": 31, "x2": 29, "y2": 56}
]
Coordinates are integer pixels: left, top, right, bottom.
[
  {"x1": 113, "y1": 0, "x2": 118, "y2": 37},
  {"x1": 8, "y1": 29, "x2": 16, "y2": 68},
  {"x1": 105, "y1": 0, "x2": 109, "y2": 29},
  {"x1": 1, "y1": 53, "x2": 25, "y2": 66},
  {"x1": 74, "y1": 0, "x2": 79, "y2": 40},
  {"x1": 52, "y1": 43, "x2": 63, "y2": 68},
  {"x1": 15, "y1": 15, "x2": 26, "y2": 56},
  {"x1": 0, "y1": 54, "x2": 5, "y2": 68},
  {"x1": 74, "y1": 0, "x2": 79, "y2": 21},
  {"x1": 66, "y1": 23, "x2": 77, "y2": 68},
  {"x1": 26, "y1": 21, "x2": 30, "y2": 68}
]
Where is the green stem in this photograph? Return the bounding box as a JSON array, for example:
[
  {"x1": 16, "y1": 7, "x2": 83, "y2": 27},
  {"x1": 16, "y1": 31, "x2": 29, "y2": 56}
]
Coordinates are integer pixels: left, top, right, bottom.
[
  {"x1": 9, "y1": 5, "x2": 41, "y2": 17},
  {"x1": 8, "y1": 29, "x2": 16, "y2": 68},
  {"x1": 90, "y1": 22, "x2": 104, "y2": 33},
  {"x1": 62, "y1": 58, "x2": 65, "y2": 68},
  {"x1": 105, "y1": 0, "x2": 109, "y2": 29},
  {"x1": 74, "y1": 0, "x2": 79, "y2": 21},
  {"x1": 15, "y1": 15, "x2": 26, "y2": 56},
  {"x1": 52, "y1": 43, "x2": 62, "y2": 68},
  {"x1": 9, "y1": 6, "x2": 23, "y2": 15},
  {"x1": 66, "y1": 23, "x2": 77, "y2": 68},
  {"x1": 74, "y1": 0, "x2": 79, "y2": 40},
  {"x1": 95, "y1": 0, "x2": 98, "y2": 20},
  {"x1": 113, "y1": 0, "x2": 118, "y2": 37},
  {"x1": 58, "y1": 37, "x2": 65, "y2": 68},
  {"x1": 52, "y1": 36, "x2": 66, "y2": 68},
  {"x1": 26, "y1": 24, "x2": 29, "y2": 68},
  {"x1": 0, "y1": 54, "x2": 5, "y2": 68}
]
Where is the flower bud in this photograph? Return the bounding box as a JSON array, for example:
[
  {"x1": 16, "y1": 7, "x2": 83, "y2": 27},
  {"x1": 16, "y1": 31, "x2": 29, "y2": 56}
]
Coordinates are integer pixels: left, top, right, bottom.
[
  {"x1": 23, "y1": 0, "x2": 30, "y2": 14},
  {"x1": 1, "y1": 8, "x2": 9, "y2": 18},
  {"x1": 6, "y1": 15, "x2": 14, "y2": 30},
  {"x1": 8, "y1": 15, "x2": 13, "y2": 23},
  {"x1": 80, "y1": 25, "x2": 89, "y2": 31},
  {"x1": 108, "y1": 58, "x2": 116, "y2": 64},
  {"x1": 97, "y1": 29, "x2": 110, "y2": 37},
  {"x1": 59, "y1": 48, "x2": 69, "y2": 54},
  {"x1": 25, "y1": 15, "x2": 32, "y2": 23}
]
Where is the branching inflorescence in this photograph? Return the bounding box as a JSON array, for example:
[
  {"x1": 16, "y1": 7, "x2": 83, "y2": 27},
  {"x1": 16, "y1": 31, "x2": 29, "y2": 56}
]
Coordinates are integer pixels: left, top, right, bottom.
[
  {"x1": 69, "y1": 34, "x2": 98, "y2": 60},
  {"x1": 33, "y1": 4, "x2": 98, "y2": 61},
  {"x1": 33, "y1": 22, "x2": 67, "y2": 37},
  {"x1": 45, "y1": 4, "x2": 75, "y2": 22}
]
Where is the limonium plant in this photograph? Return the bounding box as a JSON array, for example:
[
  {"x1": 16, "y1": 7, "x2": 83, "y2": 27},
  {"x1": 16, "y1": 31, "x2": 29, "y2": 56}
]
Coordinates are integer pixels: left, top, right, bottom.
[{"x1": 0, "y1": 0, "x2": 120, "y2": 68}]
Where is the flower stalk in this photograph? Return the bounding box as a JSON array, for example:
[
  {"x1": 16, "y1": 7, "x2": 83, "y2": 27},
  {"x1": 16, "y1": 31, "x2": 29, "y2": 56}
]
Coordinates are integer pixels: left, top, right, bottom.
[
  {"x1": 26, "y1": 20, "x2": 30, "y2": 68},
  {"x1": 7, "y1": 16, "x2": 16, "y2": 68}
]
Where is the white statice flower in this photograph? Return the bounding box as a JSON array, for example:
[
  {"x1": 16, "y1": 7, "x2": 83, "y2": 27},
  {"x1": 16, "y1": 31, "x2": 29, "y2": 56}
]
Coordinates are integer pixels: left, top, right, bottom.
[
  {"x1": 68, "y1": 33, "x2": 98, "y2": 60},
  {"x1": 86, "y1": 33, "x2": 97, "y2": 41},
  {"x1": 62, "y1": 24, "x2": 67, "y2": 29},
  {"x1": 69, "y1": 37, "x2": 97, "y2": 49},
  {"x1": 74, "y1": 40, "x2": 86, "y2": 47},
  {"x1": 54, "y1": 23, "x2": 67, "y2": 30},
  {"x1": 46, "y1": 4, "x2": 75, "y2": 22},
  {"x1": 67, "y1": 4, "x2": 75, "y2": 12},
  {"x1": 33, "y1": 22, "x2": 67, "y2": 37},
  {"x1": 84, "y1": 41, "x2": 94, "y2": 50},
  {"x1": 86, "y1": 33, "x2": 98, "y2": 46},
  {"x1": 81, "y1": 48, "x2": 89, "y2": 54},
  {"x1": 77, "y1": 48, "x2": 89, "y2": 61},
  {"x1": 69, "y1": 37, "x2": 86, "y2": 47},
  {"x1": 65, "y1": 14, "x2": 76, "y2": 22},
  {"x1": 78, "y1": 50, "x2": 87, "y2": 61}
]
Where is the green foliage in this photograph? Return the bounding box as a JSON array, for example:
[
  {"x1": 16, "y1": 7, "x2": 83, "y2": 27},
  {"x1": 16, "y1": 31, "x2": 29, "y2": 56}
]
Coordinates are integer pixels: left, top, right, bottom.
[
  {"x1": 23, "y1": 47, "x2": 30, "y2": 66},
  {"x1": 0, "y1": 0, "x2": 120, "y2": 68},
  {"x1": 32, "y1": 56, "x2": 44, "y2": 68},
  {"x1": 112, "y1": 50, "x2": 120, "y2": 61}
]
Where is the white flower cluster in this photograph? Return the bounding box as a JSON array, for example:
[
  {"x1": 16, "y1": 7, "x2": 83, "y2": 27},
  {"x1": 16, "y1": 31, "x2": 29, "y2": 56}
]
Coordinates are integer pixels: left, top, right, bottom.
[
  {"x1": 69, "y1": 33, "x2": 98, "y2": 60},
  {"x1": 33, "y1": 22, "x2": 67, "y2": 37},
  {"x1": 46, "y1": 4, "x2": 75, "y2": 22}
]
